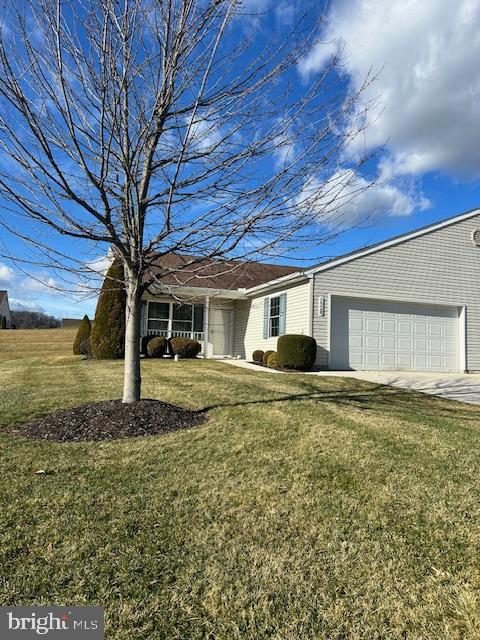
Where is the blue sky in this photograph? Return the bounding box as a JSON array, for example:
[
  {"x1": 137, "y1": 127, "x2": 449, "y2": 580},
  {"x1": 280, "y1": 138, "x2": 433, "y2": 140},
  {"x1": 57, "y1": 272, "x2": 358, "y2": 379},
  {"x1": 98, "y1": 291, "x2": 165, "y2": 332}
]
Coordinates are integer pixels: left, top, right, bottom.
[{"x1": 1, "y1": 0, "x2": 480, "y2": 318}]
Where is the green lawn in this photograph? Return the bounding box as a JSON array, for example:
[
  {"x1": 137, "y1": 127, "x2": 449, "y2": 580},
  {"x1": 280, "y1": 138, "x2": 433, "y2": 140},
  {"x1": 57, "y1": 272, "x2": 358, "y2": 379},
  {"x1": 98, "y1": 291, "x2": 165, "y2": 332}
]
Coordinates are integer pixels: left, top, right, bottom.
[{"x1": 1, "y1": 329, "x2": 480, "y2": 638}]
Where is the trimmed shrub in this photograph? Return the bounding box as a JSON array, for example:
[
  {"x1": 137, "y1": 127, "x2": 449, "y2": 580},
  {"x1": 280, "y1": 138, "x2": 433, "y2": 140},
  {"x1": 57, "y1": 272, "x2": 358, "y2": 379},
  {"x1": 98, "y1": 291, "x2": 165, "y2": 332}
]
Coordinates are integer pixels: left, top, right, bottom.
[
  {"x1": 73, "y1": 315, "x2": 91, "y2": 355},
  {"x1": 0, "y1": 315, "x2": 6, "y2": 329},
  {"x1": 267, "y1": 351, "x2": 279, "y2": 369},
  {"x1": 141, "y1": 335, "x2": 153, "y2": 357},
  {"x1": 79, "y1": 338, "x2": 92, "y2": 358},
  {"x1": 277, "y1": 334, "x2": 317, "y2": 371},
  {"x1": 170, "y1": 337, "x2": 201, "y2": 358},
  {"x1": 252, "y1": 349, "x2": 264, "y2": 364},
  {"x1": 90, "y1": 259, "x2": 126, "y2": 359},
  {"x1": 147, "y1": 336, "x2": 167, "y2": 358},
  {"x1": 262, "y1": 350, "x2": 274, "y2": 366}
]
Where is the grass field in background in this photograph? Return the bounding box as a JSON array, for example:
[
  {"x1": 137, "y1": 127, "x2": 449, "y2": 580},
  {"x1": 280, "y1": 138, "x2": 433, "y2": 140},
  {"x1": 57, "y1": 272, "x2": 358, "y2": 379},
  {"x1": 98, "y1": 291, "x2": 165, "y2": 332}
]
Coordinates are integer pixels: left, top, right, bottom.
[{"x1": 1, "y1": 328, "x2": 480, "y2": 638}]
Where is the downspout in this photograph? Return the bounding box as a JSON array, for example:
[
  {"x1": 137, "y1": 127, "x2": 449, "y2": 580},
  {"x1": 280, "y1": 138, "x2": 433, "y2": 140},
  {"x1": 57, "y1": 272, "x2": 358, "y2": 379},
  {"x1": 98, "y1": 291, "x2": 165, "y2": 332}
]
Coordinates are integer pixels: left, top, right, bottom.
[
  {"x1": 204, "y1": 296, "x2": 210, "y2": 358},
  {"x1": 308, "y1": 274, "x2": 314, "y2": 337}
]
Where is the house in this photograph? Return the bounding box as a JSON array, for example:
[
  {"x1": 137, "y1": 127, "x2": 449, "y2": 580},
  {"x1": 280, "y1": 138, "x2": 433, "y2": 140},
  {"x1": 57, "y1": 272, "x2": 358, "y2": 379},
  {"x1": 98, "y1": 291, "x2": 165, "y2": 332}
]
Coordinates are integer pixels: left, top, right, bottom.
[
  {"x1": 61, "y1": 318, "x2": 83, "y2": 329},
  {"x1": 0, "y1": 290, "x2": 11, "y2": 328},
  {"x1": 142, "y1": 208, "x2": 480, "y2": 373}
]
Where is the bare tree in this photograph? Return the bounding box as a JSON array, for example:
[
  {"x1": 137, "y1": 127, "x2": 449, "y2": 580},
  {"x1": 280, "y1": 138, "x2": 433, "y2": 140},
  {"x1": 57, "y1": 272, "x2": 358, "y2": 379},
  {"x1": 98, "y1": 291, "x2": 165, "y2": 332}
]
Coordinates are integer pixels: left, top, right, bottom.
[{"x1": 0, "y1": 0, "x2": 375, "y2": 402}]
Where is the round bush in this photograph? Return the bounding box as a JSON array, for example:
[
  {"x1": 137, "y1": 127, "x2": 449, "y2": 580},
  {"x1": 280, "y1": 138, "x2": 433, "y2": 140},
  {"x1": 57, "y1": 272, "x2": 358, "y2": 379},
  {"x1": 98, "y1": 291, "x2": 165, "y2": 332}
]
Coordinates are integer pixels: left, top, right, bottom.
[
  {"x1": 147, "y1": 336, "x2": 167, "y2": 358},
  {"x1": 252, "y1": 349, "x2": 264, "y2": 364},
  {"x1": 170, "y1": 337, "x2": 201, "y2": 358},
  {"x1": 277, "y1": 334, "x2": 317, "y2": 371},
  {"x1": 141, "y1": 335, "x2": 153, "y2": 356},
  {"x1": 267, "y1": 351, "x2": 279, "y2": 369},
  {"x1": 262, "y1": 350, "x2": 274, "y2": 366},
  {"x1": 73, "y1": 314, "x2": 91, "y2": 355}
]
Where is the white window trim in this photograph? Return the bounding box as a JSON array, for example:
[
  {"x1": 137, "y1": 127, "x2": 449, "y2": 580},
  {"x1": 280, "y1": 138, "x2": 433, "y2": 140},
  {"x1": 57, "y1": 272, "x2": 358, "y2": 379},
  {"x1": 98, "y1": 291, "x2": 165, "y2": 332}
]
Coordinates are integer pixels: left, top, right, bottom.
[{"x1": 268, "y1": 295, "x2": 281, "y2": 338}]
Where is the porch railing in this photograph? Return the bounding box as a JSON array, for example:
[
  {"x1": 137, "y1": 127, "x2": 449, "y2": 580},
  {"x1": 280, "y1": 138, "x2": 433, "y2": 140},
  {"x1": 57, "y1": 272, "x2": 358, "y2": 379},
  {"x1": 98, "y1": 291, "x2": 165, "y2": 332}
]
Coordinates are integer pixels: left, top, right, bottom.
[{"x1": 142, "y1": 327, "x2": 205, "y2": 342}]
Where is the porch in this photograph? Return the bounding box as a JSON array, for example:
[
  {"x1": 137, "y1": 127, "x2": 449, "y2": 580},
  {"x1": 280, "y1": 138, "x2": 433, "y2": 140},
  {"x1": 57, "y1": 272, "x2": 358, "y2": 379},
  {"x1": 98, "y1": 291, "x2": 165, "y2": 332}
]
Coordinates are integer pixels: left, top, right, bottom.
[{"x1": 141, "y1": 295, "x2": 235, "y2": 358}]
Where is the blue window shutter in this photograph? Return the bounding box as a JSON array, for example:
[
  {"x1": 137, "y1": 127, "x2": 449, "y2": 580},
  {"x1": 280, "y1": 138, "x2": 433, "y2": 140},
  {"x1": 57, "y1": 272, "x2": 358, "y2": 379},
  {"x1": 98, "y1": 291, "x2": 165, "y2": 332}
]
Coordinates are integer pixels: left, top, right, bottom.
[
  {"x1": 279, "y1": 294, "x2": 286, "y2": 335},
  {"x1": 263, "y1": 298, "x2": 269, "y2": 339}
]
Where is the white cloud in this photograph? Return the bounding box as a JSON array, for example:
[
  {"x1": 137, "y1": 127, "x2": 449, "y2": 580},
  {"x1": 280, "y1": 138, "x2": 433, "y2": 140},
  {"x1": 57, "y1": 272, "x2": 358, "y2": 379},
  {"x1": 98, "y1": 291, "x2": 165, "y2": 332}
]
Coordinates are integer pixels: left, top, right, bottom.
[
  {"x1": 299, "y1": 0, "x2": 480, "y2": 180},
  {"x1": 9, "y1": 298, "x2": 45, "y2": 313},
  {"x1": 185, "y1": 114, "x2": 223, "y2": 154},
  {"x1": 0, "y1": 262, "x2": 15, "y2": 286},
  {"x1": 84, "y1": 253, "x2": 112, "y2": 277},
  {"x1": 275, "y1": 2, "x2": 296, "y2": 26},
  {"x1": 0, "y1": 258, "x2": 100, "y2": 318},
  {"x1": 272, "y1": 123, "x2": 298, "y2": 168},
  {"x1": 19, "y1": 273, "x2": 64, "y2": 295},
  {"x1": 297, "y1": 169, "x2": 430, "y2": 227}
]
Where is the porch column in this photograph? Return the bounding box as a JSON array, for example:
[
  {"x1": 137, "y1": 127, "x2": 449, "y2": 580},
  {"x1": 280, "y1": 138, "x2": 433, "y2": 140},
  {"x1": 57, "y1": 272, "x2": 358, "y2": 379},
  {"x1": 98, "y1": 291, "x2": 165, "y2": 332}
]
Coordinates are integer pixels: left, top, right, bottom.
[
  {"x1": 203, "y1": 296, "x2": 210, "y2": 358},
  {"x1": 167, "y1": 301, "x2": 173, "y2": 339}
]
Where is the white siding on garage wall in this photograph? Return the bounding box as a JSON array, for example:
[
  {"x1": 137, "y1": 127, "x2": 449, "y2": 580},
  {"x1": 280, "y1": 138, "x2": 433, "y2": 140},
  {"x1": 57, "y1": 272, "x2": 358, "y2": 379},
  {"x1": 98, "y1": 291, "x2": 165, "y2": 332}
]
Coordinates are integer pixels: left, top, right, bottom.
[
  {"x1": 233, "y1": 281, "x2": 310, "y2": 359},
  {"x1": 313, "y1": 213, "x2": 480, "y2": 370}
]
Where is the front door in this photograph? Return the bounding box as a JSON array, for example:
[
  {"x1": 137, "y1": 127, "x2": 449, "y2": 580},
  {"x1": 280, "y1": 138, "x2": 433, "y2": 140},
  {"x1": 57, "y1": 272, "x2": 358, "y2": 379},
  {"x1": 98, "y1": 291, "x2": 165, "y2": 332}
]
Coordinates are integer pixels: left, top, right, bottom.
[{"x1": 210, "y1": 307, "x2": 232, "y2": 356}]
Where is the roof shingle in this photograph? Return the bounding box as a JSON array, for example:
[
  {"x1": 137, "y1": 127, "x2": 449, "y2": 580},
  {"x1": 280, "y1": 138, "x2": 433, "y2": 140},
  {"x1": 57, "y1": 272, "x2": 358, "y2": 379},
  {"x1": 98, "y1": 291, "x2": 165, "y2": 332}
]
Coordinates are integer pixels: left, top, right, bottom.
[{"x1": 144, "y1": 254, "x2": 299, "y2": 291}]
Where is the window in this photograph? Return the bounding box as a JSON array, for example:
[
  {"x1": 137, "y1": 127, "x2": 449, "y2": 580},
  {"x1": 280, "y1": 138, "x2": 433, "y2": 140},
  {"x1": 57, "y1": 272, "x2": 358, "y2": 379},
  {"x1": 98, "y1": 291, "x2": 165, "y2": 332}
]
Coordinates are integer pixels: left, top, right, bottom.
[
  {"x1": 269, "y1": 296, "x2": 280, "y2": 337},
  {"x1": 147, "y1": 302, "x2": 205, "y2": 335},
  {"x1": 172, "y1": 304, "x2": 192, "y2": 333},
  {"x1": 148, "y1": 302, "x2": 169, "y2": 332},
  {"x1": 264, "y1": 293, "x2": 286, "y2": 339},
  {"x1": 173, "y1": 303, "x2": 205, "y2": 334},
  {"x1": 193, "y1": 305, "x2": 204, "y2": 333}
]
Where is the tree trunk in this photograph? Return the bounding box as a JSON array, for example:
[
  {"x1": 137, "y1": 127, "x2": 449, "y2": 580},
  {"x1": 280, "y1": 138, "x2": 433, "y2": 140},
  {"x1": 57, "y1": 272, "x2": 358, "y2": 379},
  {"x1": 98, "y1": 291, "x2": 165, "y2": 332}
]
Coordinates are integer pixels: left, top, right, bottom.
[{"x1": 122, "y1": 272, "x2": 142, "y2": 403}]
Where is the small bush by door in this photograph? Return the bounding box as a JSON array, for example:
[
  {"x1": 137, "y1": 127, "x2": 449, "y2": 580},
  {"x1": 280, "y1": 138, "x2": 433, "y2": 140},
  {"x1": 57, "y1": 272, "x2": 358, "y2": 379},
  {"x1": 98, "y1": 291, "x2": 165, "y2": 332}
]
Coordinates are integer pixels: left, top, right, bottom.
[
  {"x1": 252, "y1": 350, "x2": 264, "y2": 364},
  {"x1": 170, "y1": 337, "x2": 201, "y2": 358},
  {"x1": 147, "y1": 336, "x2": 168, "y2": 358}
]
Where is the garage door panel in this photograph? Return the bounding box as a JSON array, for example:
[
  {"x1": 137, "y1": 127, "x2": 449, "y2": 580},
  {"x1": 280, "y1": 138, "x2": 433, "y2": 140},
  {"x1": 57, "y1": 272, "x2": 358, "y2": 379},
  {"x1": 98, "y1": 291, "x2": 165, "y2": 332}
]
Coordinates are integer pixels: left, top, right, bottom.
[
  {"x1": 366, "y1": 319, "x2": 380, "y2": 331},
  {"x1": 350, "y1": 335, "x2": 363, "y2": 347},
  {"x1": 414, "y1": 338, "x2": 427, "y2": 350},
  {"x1": 444, "y1": 356, "x2": 457, "y2": 369},
  {"x1": 414, "y1": 354, "x2": 427, "y2": 367},
  {"x1": 382, "y1": 336, "x2": 395, "y2": 349},
  {"x1": 331, "y1": 297, "x2": 459, "y2": 372},
  {"x1": 382, "y1": 353, "x2": 396, "y2": 367},
  {"x1": 366, "y1": 336, "x2": 379, "y2": 348},
  {"x1": 349, "y1": 352, "x2": 364, "y2": 366},
  {"x1": 365, "y1": 353, "x2": 380, "y2": 366},
  {"x1": 382, "y1": 320, "x2": 395, "y2": 332},
  {"x1": 398, "y1": 337, "x2": 412, "y2": 350},
  {"x1": 398, "y1": 321, "x2": 412, "y2": 335},
  {"x1": 413, "y1": 323, "x2": 427, "y2": 335},
  {"x1": 398, "y1": 353, "x2": 413, "y2": 368}
]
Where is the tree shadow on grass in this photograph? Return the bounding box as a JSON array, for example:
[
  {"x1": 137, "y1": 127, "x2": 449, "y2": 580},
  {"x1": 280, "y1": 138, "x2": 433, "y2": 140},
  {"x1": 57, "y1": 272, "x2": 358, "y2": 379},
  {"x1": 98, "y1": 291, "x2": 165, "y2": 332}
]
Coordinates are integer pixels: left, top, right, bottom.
[{"x1": 198, "y1": 380, "x2": 480, "y2": 423}]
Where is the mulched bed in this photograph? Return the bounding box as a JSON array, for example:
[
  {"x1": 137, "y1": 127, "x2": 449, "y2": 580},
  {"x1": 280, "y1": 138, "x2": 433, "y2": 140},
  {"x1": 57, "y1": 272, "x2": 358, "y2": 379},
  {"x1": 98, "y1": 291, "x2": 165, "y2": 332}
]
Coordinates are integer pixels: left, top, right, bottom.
[{"x1": 8, "y1": 400, "x2": 206, "y2": 443}]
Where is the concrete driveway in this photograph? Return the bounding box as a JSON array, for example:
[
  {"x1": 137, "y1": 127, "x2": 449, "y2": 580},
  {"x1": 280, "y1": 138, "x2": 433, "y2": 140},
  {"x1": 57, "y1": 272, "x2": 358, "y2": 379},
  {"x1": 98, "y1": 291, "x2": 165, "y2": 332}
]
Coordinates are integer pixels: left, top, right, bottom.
[
  {"x1": 322, "y1": 371, "x2": 480, "y2": 405},
  {"x1": 225, "y1": 360, "x2": 480, "y2": 405}
]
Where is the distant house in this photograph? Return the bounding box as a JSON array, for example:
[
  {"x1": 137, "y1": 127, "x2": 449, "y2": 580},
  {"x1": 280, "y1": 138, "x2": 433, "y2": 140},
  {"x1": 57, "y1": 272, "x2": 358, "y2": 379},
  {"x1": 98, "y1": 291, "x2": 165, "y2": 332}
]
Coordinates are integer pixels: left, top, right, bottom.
[
  {"x1": 0, "y1": 290, "x2": 11, "y2": 328},
  {"x1": 61, "y1": 318, "x2": 83, "y2": 329}
]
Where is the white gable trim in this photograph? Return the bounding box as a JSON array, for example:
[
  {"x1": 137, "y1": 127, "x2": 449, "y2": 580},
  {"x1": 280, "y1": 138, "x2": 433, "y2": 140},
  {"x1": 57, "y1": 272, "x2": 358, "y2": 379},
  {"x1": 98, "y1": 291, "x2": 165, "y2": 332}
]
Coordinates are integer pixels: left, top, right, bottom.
[
  {"x1": 244, "y1": 271, "x2": 308, "y2": 296},
  {"x1": 306, "y1": 208, "x2": 480, "y2": 276}
]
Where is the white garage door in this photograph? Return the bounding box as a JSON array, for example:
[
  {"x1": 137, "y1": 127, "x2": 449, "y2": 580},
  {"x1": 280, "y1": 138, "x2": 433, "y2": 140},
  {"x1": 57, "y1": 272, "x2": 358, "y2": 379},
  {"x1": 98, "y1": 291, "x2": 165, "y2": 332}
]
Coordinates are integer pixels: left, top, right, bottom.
[{"x1": 330, "y1": 297, "x2": 459, "y2": 372}]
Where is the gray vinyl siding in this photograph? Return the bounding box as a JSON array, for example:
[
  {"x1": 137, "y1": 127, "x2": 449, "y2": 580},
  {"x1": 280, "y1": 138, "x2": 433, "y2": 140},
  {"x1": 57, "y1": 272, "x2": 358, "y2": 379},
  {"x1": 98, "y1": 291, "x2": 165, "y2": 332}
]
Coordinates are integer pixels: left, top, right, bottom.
[
  {"x1": 233, "y1": 280, "x2": 311, "y2": 359},
  {"x1": 313, "y1": 213, "x2": 480, "y2": 370}
]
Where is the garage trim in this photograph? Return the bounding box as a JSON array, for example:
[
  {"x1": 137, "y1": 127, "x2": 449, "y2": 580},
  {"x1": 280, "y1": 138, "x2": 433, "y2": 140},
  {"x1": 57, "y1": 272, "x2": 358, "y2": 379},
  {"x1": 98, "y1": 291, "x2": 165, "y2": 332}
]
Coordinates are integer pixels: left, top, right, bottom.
[{"x1": 327, "y1": 292, "x2": 465, "y2": 371}]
